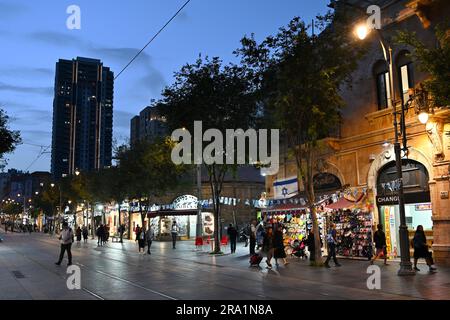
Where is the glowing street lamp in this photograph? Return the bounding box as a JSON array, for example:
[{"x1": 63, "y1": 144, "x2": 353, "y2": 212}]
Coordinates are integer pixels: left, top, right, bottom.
[
  {"x1": 355, "y1": 24, "x2": 369, "y2": 40},
  {"x1": 418, "y1": 111, "x2": 429, "y2": 124}
]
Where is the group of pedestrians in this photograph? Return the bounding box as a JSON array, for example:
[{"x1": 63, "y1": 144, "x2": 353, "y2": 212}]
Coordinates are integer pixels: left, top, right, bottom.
[
  {"x1": 96, "y1": 224, "x2": 110, "y2": 246},
  {"x1": 75, "y1": 226, "x2": 89, "y2": 243},
  {"x1": 135, "y1": 224, "x2": 155, "y2": 254}
]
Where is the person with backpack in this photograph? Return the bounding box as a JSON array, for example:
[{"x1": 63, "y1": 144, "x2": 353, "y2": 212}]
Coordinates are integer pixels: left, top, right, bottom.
[
  {"x1": 273, "y1": 224, "x2": 289, "y2": 266},
  {"x1": 256, "y1": 222, "x2": 265, "y2": 250},
  {"x1": 171, "y1": 221, "x2": 179, "y2": 249},
  {"x1": 55, "y1": 222, "x2": 74, "y2": 266},
  {"x1": 370, "y1": 224, "x2": 388, "y2": 265},
  {"x1": 262, "y1": 226, "x2": 275, "y2": 269},
  {"x1": 96, "y1": 224, "x2": 105, "y2": 246},
  {"x1": 413, "y1": 225, "x2": 437, "y2": 272},
  {"x1": 324, "y1": 223, "x2": 341, "y2": 268},
  {"x1": 136, "y1": 226, "x2": 146, "y2": 254}
]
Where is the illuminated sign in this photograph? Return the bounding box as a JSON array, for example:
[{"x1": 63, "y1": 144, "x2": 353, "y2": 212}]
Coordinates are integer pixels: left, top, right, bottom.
[{"x1": 172, "y1": 195, "x2": 198, "y2": 210}]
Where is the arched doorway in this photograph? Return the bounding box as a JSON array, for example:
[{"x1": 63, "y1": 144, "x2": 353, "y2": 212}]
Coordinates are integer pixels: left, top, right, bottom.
[{"x1": 376, "y1": 159, "x2": 432, "y2": 258}]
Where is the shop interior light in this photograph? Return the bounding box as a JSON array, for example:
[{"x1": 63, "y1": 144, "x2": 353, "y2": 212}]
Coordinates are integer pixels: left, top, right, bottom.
[{"x1": 418, "y1": 112, "x2": 429, "y2": 124}]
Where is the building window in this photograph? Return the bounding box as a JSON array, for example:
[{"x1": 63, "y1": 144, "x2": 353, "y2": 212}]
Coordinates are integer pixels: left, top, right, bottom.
[
  {"x1": 373, "y1": 60, "x2": 391, "y2": 110},
  {"x1": 396, "y1": 51, "x2": 414, "y2": 104}
]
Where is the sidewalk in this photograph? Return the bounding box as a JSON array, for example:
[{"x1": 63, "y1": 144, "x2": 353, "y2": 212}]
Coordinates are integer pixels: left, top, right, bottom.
[{"x1": 1, "y1": 229, "x2": 449, "y2": 300}]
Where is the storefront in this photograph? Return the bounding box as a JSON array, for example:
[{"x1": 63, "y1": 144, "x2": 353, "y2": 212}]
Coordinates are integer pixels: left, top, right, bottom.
[
  {"x1": 146, "y1": 195, "x2": 215, "y2": 241},
  {"x1": 376, "y1": 159, "x2": 433, "y2": 258},
  {"x1": 324, "y1": 193, "x2": 374, "y2": 259}
]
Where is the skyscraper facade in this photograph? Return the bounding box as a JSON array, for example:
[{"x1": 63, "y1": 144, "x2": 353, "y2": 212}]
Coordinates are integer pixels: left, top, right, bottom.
[
  {"x1": 130, "y1": 104, "x2": 166, "y2": 146},
  {"x1": 51, "y1": 57, "x2": 114, "y2": 179}
]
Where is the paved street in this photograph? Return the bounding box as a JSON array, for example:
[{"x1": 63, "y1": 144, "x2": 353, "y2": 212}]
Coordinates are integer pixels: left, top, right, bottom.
[{"x1": 0, "y1": 229, "x2": 449, "y2": 300}]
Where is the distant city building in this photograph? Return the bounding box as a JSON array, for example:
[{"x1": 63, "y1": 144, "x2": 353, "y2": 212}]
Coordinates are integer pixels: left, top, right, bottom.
[
  {"x1": 51, "y1": 57, "x2": 114, "y2": 179},
  {"x1": 0, "y1": 170, "x2": 51, "y2": 203},
  {"x1": 130, "y1": 105, "x2": 167, "y2": 146}
]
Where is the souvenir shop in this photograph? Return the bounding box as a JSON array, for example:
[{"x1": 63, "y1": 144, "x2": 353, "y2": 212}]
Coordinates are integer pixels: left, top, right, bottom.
[
  {"x1": 323, "y1": 193, "x2": 375, "y2": 259},
  {"x1": 260, "y1": 203, "x2": 326, "y2": 251}
]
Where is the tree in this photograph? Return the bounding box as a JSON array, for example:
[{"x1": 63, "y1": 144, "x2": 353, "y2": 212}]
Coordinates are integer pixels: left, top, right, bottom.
[
  {"x1": 161, "y1": 57, "x2": 260, "y2": 253},
  {"x1": 235, "y1": 13, "x2": 364, "y2": 264},
  {"x1": 3, "y1": 202, "x2": 23, "y2": 232},
  {"x1": 116, "y1": 138, "x2": 187, "y2": 230},
  {"x1": 0, "y1": 108, "x2": 21, "y2": 169},
  {"x1": 396, "y1": 23, "x2": 450, "y2": 107}
]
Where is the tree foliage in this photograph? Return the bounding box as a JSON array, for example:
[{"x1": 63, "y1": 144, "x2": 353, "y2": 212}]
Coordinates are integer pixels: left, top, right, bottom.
[
  {"x1": 235, "y1": 13, "x2": 365, "y2": 263},
  {"x1": 396, "y1": 23, "x2": 450, "y2": 107},
  {"x1": 0, "y1": 108, "x2": 21, "y2": 168}
]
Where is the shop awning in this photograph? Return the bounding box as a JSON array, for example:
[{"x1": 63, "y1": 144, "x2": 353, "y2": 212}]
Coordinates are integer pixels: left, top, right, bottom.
[
  {"x1": 325, "y1": 193, "x2": 365, "y2": 210},
  {"x1": 147, "y1": 209, "x2": 198, "y2": 218}
]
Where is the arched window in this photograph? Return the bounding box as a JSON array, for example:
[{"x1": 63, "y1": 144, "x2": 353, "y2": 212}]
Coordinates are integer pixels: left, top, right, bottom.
[
  {"x1": 313, "y1": 173, "x2": 342, "y2": 192},
  {"x1": 396, "y1": 50, "x2": 414, "y2": 104},
  {"x1": 373, "y1": 60, "x2": 391, "y2": 110}
]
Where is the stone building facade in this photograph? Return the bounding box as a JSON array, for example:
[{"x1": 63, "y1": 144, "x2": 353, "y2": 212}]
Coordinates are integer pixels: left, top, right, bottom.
[{"x1": 265, "y1": 0, "x2": 450, "y2": 264}]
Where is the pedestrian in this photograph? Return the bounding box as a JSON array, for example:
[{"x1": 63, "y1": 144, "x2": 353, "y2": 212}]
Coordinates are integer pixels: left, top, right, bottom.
[
  {"x1": 306, "y1": 229, "x2": 316, "y2": 262},
  {"x1": 413, "y1": 225, "x2": 437, "y2": 272},
  {"x1": 103, "y1": 226, "x2": 109, "y2": 243},
  {"x1": 262, "y1": 226, "x2": 274, "y2": 269},
  {"x1": 55, "y1": 222, "x2": 74, "y2": 266},
  {"x1": 227, "y1": 224, "x2": 238, "y2": 254},
  {"x1": 370, "y1": 224, "x2": 388, "y2": 265},
  {"x1": 82, "y1": 225, "x2": 88, "y2": 243},
  {"x1": 96, "y1": 224, "x2": 105, "y2": 246},
  {"x1": 136, "y1": 226, "x2": 146, "y2": 254},
  {"x1": 256, "y1": 222, "x2": 265, "y2": 250},
  {"x1": 324, "y1": 223, "x2": 341, "y2": 268},
  {"x1": 119, "y1": 224, "x2": 125, "y2": 243},
  {"x1": 249, "y1": 220, "x2": 257, "y2": 255},
  {"x1": 76, "y1": 226, "x2": 82, "y2": 242},
  {"x1": 135, "y1": 224, "x2": 141, "y2": 240},
  {"x1": 146, "y1": 225, "x2": 154, "y2": 255},
  {"x1": 273, "y1": 224, "x2": 289, "y2": 266},
  {"x1": 171, "y1": 221, "x2": 179, "y2": 249}
]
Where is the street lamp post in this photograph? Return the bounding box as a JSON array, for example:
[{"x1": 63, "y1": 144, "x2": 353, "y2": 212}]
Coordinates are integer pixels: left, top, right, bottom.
[
  {"x1": 195, "y1": 164, "x2": 203, "y2": 246},
  {"x1": 355, "y1": 25, "x2": 415, "y2": 275}
]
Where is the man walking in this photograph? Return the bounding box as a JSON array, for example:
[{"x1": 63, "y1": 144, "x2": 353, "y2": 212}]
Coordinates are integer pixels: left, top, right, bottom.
[
  {"x1": 249, "y1": 220, "x2": 257, "y2": 255},
  {"x1": 171, "y1": 221, "x2": 179, "y2": 249},
  {"x1": 227, "y1": 224, "x2": 238, "y2": 254},
  {"x1": 55, "y1": 222, "x2": 74, "y2": 266},
  {"x1": 119, "y1": 224, "x2": 125, "y2": 243},
  {"x1": 324, "y1": 223, "x2": 341, "y2": 268},
  {"x1": 146, "y1": 225, "x2": 155, "y2": 255},
  {"x1": 371, "y1": 224, "x2": 388, "y2": 265}
]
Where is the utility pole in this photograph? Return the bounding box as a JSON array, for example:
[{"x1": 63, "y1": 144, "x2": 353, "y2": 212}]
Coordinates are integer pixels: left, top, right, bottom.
[{"x1": 195, "y1": 164, "x2": 203, "y2": 242}]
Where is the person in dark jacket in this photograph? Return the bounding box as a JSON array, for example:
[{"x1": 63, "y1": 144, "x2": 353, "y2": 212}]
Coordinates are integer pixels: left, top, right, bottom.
[
  {"x1": 82, "y1": 226, "x2": 88, "y2": 243},
  {"x1": 227, "y1": 224, "x2": 238, "y2": 254},
  {"x1": 370, "y1": 224, "x2": 388, "y2": 265},
  {"x1": 273, "y1": 225, "x2": 289, "y2": 266},
  {"x1": 262, "y1": 226, "x2": 274, "y2": 269},
  {"x1": 76, "y1": 227, "x2": 82, "y2": 242},
  {"x1": 413, "y1": 225, "x2": 437, "y2": 272},
  {"x1": 96, "y1": 225, "x2": 105, "y2": 246},
  {"x1": 136, "y1": 226, "x2": 146, "y2": 254}
]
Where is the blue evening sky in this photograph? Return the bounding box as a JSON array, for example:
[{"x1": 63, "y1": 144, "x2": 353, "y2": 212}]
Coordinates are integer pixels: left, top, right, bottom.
[{"x1": 0, "y1": 0, "x2": 329, "y2": 172}]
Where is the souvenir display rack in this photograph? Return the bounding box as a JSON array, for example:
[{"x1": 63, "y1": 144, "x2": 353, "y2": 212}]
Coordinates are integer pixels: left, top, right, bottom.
[{"x1": 328, "y1": 208, "x2": 373, "y2": 258}]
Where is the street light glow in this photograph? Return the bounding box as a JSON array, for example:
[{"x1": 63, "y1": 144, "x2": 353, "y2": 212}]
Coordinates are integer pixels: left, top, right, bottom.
[
  {"x1": 355, "y1": 24, "x2": 369, "y2": 40},
  {"x1": 418, "y1": 112, "x2": 429, "y2": 124}
]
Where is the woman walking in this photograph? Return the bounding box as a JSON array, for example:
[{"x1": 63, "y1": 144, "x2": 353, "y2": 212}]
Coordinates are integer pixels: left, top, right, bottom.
[
  {"x1": 262, "y1": 226, "x2": 275, "y2": 269},
  {"x1": 76, "y1": 226, "x2": 82, "y2": 242},
  {"x1": 136, "y1": 226, "x2": 147, "y2": 254},
  {"x1": 273, "y1": 225, "x2": 289, "y2": 266},
  {"x1": 413, "y1": 225, "x2": 437, "y2": 272},
  {"x1": 82, "y1": 225, "x2": 88, "y2": 243}
]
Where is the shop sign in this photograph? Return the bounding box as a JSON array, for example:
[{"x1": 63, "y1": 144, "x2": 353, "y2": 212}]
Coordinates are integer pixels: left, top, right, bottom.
[
  {"x1": 172, "y1": 195, "x2": 198, "y2": 210},
  {"x1": 415, "y1": 203, "x2": 432, "y2": 211},
  {"x1": 376, "y1": 195, "x2": 399, "y2": 205}
]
